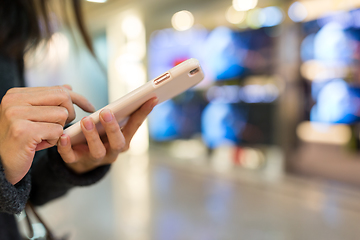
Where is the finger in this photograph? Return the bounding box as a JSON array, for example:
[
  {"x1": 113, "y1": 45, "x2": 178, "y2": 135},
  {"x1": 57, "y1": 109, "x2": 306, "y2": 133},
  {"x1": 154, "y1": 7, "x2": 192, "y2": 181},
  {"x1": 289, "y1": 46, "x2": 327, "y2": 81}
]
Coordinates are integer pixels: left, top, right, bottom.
[
  {"x1": 99, "y1": 109, "x2": 126, "y2": 154},
  {"x1": 81, "y1": 116, "x2": 106, "y2": 162},
  {"x1": 7, "y1": 86, "x2": 70, "y2": 94},
  {"x1": 5, "y1": 86, "x2": 48, "y2": 93},
  {"x1": 60, "y1": 85, "x2": 95, "y2": 113},
  {"x1": 122, "y1": 97, "x2": 158, "y2": 144},
  {"x1": 67, "y1": 90, "x2": 95, "y2": 113},
  {"x1": 62, "y1": 84, "x2": 72, "y2": 91},
  {"x1": 5, "y1": 105, "x2": 69, "y2": 126},
  {"x1": 7, "y1": 86, "x2": 95, "y2": 119},
  {"x1": 30, "y1": 121, "x2": 64, "y2": 142},
  {"x1": 6, "y1": 86, "x2": 77, "y2": 122},
  {"x1": 8, "y1": 85, "x2": 71, "y2": 93},
  {"x1": 36, "y1": 140, "x2": 55, "y2": 151},
  {"x1": 28, "y1": 122, "x2": 64, "y2": 150},
  {"x1": 57, "y1": 134, "x2": 78, "y2": 163}
]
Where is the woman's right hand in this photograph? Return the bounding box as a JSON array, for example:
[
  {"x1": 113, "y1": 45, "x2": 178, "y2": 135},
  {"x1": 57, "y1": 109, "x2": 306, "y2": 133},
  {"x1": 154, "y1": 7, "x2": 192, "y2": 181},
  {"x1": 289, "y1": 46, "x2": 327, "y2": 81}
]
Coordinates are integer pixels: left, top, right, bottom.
[{"x1": 0, "y1": 85, "x2": 95, "y2": 185}]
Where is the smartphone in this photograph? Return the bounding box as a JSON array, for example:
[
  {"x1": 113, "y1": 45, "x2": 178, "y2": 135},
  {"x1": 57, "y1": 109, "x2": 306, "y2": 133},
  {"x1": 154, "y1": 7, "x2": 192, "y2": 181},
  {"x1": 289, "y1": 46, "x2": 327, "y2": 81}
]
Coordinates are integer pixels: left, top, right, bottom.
[{"x1": 64, "y1": 58, "x2": 204, "y2": 145}]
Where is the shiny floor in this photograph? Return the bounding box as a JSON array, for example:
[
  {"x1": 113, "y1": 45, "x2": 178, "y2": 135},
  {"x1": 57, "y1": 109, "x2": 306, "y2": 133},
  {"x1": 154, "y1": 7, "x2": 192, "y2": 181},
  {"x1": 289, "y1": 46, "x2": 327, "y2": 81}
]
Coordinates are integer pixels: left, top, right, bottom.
[{"x1": 36, "y1": 149, "x2": 360, "y2": 240}]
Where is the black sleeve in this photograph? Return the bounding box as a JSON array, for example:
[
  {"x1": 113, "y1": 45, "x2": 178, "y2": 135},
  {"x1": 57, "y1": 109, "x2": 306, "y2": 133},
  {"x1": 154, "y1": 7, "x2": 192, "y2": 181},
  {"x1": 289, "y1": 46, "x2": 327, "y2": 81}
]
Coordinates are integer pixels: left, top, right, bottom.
[
  {"x1": 29, "y1": 147, "x2": 110, "y2": 206},
  {"x1": 0, "y1": 159, "x2": 31, "y2": 215}
]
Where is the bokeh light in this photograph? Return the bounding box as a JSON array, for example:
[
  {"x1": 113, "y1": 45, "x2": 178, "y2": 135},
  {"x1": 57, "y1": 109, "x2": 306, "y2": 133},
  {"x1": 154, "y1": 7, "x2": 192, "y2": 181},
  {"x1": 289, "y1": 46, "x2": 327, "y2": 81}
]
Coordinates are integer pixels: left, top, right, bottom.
[
  {"x1": 313, "y1": 22, "x2": 351, "y2": 63},
  {"x1": 296, "y1": 121, "x2": 351, "y2": 145},
  {"x1": 241, "y1": 84, "x2": 279, "y2": 103},
  {"x1": 226, "y1": 6, "x2": 246, "y2": 25},
  {"x1": 115, "y1": 53, "x2": 146, "y2": 90},
  {"x1": 233, "y1": 0, "x2": 258, "y2": 12},
  {"x1": 121, "y1": 15, "x2": 144, "y2": 40},
  {"x1": 300, "y1": 60, "x2": 348, "y2": 81},
  {"x1": 310, "y1": 79, "x2": 353, "y2": 123},
  {"x1": 171, "y1": 10, "x2": 195, "y2": 31},
  {"x1": 288, "y1": 1, "x2": 308, "y2": 22},
  {"x1": 246, "y1": 8, "x2": 265, "y2": 29},
  {"x1": 241, "y1": 148, "x2": 265, "y2": 169},
  {"x1": 262, "y1": 6, "x2": 284, "y2": 27}
]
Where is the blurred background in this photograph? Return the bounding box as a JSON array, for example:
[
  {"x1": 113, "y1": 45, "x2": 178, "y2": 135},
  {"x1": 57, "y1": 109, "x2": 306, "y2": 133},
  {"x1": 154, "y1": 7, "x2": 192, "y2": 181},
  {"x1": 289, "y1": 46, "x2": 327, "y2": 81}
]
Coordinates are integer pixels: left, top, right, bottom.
[{"x1": 23, "y1": 0, "x2": 360, "y2": 239}]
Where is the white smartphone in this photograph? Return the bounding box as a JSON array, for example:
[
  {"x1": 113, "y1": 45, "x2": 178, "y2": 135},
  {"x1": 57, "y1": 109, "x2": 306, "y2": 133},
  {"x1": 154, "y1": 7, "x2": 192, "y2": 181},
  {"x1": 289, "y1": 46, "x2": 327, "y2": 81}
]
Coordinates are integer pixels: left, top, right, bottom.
[{"x1": 64, "y1": 58, "x2": 204, "y2": 145}]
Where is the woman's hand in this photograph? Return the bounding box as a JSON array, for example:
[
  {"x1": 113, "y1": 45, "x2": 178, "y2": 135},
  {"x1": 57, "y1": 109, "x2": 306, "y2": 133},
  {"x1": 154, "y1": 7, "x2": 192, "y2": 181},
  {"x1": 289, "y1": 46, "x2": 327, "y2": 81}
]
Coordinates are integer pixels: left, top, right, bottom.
[
  {"x1": 0, "y1": 85, "x2": 95, "y2": 185},
  {"x1": 57, "y1": 97, "x2": 158, "y2": 174}
]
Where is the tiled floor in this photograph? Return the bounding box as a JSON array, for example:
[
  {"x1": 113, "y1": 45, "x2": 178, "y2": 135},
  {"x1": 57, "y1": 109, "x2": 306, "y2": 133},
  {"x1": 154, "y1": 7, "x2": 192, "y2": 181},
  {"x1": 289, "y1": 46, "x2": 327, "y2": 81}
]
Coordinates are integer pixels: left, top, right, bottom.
[{"x1": 36, "y1": 149, "x2": 360, "y2": 240}]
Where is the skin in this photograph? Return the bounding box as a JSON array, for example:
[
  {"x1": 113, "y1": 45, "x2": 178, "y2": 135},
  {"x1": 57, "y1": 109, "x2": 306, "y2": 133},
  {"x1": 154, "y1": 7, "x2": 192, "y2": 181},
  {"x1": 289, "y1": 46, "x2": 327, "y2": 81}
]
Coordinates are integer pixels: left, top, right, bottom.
[
  {"x1": 0, "y1": 85, "x2": 157, "y2": 185},
  {"x1": 58, "y1": 95, "x2": 158, "y2": 175}
]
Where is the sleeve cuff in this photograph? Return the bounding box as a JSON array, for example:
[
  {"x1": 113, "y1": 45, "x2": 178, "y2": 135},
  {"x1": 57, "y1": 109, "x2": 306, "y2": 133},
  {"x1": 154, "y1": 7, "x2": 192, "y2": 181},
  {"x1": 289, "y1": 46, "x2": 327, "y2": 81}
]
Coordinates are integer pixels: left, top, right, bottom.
[
  {"x1": 46, "y1": 147, "x2": 111, "y2": 187},
  {"x1": 0, "y1": 160, "x2": 30, "y2": 214}
]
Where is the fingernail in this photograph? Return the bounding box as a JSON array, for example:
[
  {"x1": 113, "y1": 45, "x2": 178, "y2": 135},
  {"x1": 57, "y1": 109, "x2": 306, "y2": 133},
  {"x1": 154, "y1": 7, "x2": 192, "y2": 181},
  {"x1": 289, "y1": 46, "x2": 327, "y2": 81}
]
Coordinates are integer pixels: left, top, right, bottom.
[
  {"x1": 60, "y1": 135, "x2": 68, "y2": 146},
  {"x1": 151, "y1": 98, "x2": 159, "y2": 108},
  {"x1": 101, "y1": 109, "x2": 113, "y2": 122},
  {"x1": 82, "y1": 117, "x2": 94, "y2": 131}
]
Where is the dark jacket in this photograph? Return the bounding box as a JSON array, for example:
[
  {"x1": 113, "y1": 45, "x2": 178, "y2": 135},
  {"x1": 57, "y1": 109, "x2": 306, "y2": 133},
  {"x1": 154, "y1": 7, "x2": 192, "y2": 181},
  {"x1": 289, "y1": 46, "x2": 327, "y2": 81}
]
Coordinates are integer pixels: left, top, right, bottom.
[{"x1": 0, "y1": 54, "x2": 110, "y2": 239}]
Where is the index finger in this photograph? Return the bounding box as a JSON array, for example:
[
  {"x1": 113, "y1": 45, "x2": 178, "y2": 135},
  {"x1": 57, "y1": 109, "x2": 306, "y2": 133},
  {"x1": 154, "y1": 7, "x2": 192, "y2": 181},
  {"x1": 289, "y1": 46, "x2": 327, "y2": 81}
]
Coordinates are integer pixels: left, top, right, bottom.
[
  {"x1": 67, "y1": 90, "x2": 95, "y2": 113},
  {"x1": 7, "y1": 86, "x2": 95, "y2": 113}
]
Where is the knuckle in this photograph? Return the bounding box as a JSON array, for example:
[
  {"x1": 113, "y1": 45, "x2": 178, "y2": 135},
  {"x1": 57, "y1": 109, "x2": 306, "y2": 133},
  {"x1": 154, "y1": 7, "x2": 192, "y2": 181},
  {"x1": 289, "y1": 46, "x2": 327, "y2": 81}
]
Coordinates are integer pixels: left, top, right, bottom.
[
  {"x1": 46, "y1": 139, "x2": 58, "y2": 147},
  {"x1": 85, "y1": 132, "x2": 99, "y2": 142},
  {"x1": 3, "y1": 106, "x2": 18, "y2": 120},
  {"x1": 107, "y1": 123, "x2": 120, "y2": 134},
  {"x1": 54, "y1": 85, "x2": 66, "y2": 92},
  {"x1": 9, "y1": 120, "x2": 28, "y2": 139},
  {"x1": 6, "y1": 87, "x2": 20, "y2": 95},
  {"x1": 92, "y1": 148, "x2": 106, "y2": 161},
  {"x1": 112, "y1": 140, "x2": 125, "y2": 153},
  {"x1": 1, "y1": 93, "x2": 16, "y2": 107},
  {"x1": 58, "y1": 108, "x2": 69, "y2": 124},
  {"x1": 62, "y1": 84, "x2": 72, "y2": 90},
  {"x1": 5, "y1": 88, "x2": 15, "y2": 95},
  {"x1": 54, "y1": 86, "x2": 71, "y2": 102},
  {"x1": 54, "y1": 124, "x2": 64, "y2": 137}
]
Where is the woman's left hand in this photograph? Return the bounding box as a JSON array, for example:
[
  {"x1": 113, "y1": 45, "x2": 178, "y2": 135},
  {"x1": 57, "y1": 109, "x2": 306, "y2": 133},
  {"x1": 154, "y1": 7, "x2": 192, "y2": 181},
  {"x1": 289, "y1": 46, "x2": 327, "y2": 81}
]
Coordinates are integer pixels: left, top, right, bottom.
[{"x1": 57, "y1": 97, "x2": 158, "y2": 174}]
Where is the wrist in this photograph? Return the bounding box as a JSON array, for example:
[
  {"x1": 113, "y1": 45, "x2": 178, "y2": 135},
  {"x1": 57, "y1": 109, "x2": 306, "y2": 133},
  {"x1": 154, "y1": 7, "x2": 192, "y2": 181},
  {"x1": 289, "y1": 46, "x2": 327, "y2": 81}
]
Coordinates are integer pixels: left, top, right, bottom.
[{"x1": 0, "y1": 156, "x2": 25, "y2": 185}]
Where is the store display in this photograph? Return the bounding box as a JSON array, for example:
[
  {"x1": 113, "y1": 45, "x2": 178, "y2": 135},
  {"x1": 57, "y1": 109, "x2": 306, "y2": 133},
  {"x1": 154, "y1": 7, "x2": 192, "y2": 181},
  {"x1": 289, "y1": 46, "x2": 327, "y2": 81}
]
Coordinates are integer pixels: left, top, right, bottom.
[{"x1": 148, "y1": 26, "x2": 279, "y2": 147}]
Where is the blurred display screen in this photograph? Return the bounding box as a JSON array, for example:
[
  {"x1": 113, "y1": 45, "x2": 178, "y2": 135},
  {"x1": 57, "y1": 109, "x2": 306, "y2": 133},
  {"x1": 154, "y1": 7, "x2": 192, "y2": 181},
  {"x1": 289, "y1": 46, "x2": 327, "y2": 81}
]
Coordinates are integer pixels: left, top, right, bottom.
[
  {"x1": 301, "y1": 9, "x2": 360, "y2": 124},
  {"x1": 148, "y1": 26, "x2": 275, "y2": 86},
  {"x1": 148, "y1": 26, "x2": 278, "y2": 147},
  {"x1": 148, "y1": 91, "x2": 207, "y2": 141}
]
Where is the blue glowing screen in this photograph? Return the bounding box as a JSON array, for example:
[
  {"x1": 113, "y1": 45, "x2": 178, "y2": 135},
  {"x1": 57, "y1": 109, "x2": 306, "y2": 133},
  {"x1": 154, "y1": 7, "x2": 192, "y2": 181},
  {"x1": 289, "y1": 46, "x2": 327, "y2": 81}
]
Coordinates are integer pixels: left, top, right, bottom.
[{"x1": 302, "y1": 9, "x2": 360, "y2": 124}]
